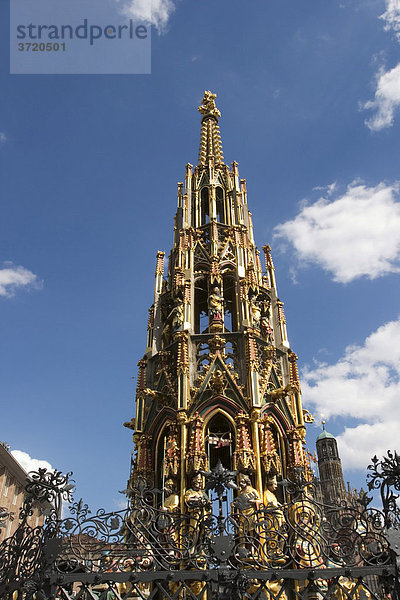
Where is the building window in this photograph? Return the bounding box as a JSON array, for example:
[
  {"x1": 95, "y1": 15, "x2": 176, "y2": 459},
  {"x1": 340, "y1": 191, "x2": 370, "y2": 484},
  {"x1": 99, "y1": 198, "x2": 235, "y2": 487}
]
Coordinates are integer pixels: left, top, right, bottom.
[
  {"x1": 12, "y1": 485, "x2": 19, "y2": 505},
  {"x1": 6, "y1": 519, "x2": 12, "y2": 538},
  {"x1": 3, "y1": 475, "x2": 11, "y2": 497}
]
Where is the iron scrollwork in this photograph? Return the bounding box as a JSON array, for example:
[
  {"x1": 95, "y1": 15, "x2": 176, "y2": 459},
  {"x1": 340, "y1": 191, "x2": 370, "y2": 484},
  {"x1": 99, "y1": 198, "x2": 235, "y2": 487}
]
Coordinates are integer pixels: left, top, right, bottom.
[
  {"x1": 0, "y1": 468, "x2": 74, "y2": 597},
  {"x1": 46, "y1": 472, "x2": 393, "y2": 574},
  {"x1": 367, "y1": 450, "x2": 400, "y2": 528},
  {"x1": 1, "y1": 454, "x2": 400, "y2": 599}
]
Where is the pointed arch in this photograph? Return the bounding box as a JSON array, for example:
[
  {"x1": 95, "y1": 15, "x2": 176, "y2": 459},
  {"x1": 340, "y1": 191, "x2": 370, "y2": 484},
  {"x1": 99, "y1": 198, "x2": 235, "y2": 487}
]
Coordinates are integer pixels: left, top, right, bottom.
[
  {"x1": 204, "y1": 410, "x2": 235, "y2": 472},
  {"x1": 148, "y1": 407, "x2": 177, "y2": 440},
  {"x1": 203, "y1": 406, "x2": 236, "y2": 432},
  {"x1": 194, "y1": 392, "x2": 247, "y2": 422}
]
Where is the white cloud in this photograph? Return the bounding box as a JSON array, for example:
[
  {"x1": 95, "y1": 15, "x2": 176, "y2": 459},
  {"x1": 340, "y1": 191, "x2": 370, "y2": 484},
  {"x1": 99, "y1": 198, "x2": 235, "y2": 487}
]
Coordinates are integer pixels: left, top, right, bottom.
[
  {"x1": 0, "y1": 263, "x2": 41, "y2": 297},
  {"x1": 302, "y1": 318, "x2": 400, "y2": 470},
  {"x1": 363, "y1": 63, "x2": 400, "y2": 131},
  {"x1": 11, "y1": 450, "x2": 53, "y2": 474},
  {"x1": 380, "y1": 0, "x2": 400, "y2": 41},
  {"x1": 312, "y1": 182, "x2": 337, "y2": 196},
  {"x1": 273, "y1": 181, "x2": 400, "y2": 283},
  {"x1": 361, "y1": 1, "x2": 400, "y2": 130},
  {"x1": 117, "y1": 0, "x2": 176, "y2": 31},
  {"x1": 0, "y1": 132, "x2": 6, "y2": 143}
]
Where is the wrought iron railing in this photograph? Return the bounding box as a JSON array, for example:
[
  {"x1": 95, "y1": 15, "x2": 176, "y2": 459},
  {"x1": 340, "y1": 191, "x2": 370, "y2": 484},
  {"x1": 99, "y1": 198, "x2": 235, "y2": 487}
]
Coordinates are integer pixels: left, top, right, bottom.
[{"x1": 1, "y1": 453, "x2": 400, "y2": 599}]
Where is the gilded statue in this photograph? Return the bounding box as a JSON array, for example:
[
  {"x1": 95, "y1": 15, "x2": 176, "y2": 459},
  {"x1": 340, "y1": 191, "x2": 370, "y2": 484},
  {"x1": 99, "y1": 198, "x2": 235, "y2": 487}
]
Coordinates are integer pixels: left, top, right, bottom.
[
  {"x1": 261, "y1": 315, "x2": 274, "y2": 343},
  {"x1": 161, "y1": 479, "x2": 180, "y2": 552},
  {"x1": 250, "y1": 300, "x2": 261, "y2": 329},
  {"x1": 261, "y1": 474, "x2": 286, "y2": 565},
  {"x1": 184, "y1": 473, "x2": 211, "y2": 516},
  {"x1": 263, "y1": 474, "x2": 282, "y2": 511},
  {"x1": 234, "y1": 474, "x2": 261, "y2": 515},
  {"x1": 208, "y1": 287, "x2": 223, "y2": 322},
  {"x1": 198, "y1": 91, "x2": 221, "y2": 119},
  {"x1": 184, "y1": 473, "x2": 211, "y2": 555},
  {"x1": 162, "y1": 479, "x2": 179, "y2": 512},
  {"x1": 232, "y1": 473, "x2": 261, "y2": 556}
]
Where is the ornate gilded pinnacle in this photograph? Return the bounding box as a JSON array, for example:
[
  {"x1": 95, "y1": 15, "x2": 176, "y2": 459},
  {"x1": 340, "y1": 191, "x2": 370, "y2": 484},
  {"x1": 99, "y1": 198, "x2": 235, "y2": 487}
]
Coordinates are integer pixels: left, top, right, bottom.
[
  {"x1": 198, "y1": 91, "x2": 221, "y2": 120},
  {"x1": 198, "y1": 91, "x2": 224, "y2": 164}
]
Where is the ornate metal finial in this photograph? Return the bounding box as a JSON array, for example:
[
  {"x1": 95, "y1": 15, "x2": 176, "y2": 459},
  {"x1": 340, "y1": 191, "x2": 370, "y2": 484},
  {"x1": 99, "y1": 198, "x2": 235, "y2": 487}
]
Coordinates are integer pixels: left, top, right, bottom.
[
  {"x1": 25, "y1": 468, "x2": 74, "y2": 519},
  {"x1": 322, "y1": 420, "x2": 326, "y2": 430},
  {"x1": 201, "y1": 459, "x2": 238, "y2": 498},
  {"x1": 367, "y1": 450, "x2": 400, "y2": 527},
  {"x1": 198, "y1": 91, "x2": 221, "y2": 120},
  {"x1": 201, "y1": 459, "x2": 237, "y2": 534}
]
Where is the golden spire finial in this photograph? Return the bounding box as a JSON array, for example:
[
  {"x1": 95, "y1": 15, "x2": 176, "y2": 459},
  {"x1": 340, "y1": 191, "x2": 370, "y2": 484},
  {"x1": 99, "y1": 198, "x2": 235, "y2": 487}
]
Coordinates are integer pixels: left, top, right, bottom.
[
  {"x1": 198, "y1": 91, "x2": 221, "y2": 120},
  {"x1": 322, "y1": 420, "x2": 326, "y2": 430},
  {"x1": 197, "y1": 91, "x2": 224, "y2": 165}
]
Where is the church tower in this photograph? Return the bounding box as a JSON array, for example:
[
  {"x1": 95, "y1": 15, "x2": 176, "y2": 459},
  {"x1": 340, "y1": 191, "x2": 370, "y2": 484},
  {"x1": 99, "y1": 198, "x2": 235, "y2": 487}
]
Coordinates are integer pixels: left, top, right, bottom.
[
  {"x1": 125, "y1": 91, "x2": 311, "y2": 509},
  {"x1": 316, "y1": 424, "x2": 346, "y2": 505}
]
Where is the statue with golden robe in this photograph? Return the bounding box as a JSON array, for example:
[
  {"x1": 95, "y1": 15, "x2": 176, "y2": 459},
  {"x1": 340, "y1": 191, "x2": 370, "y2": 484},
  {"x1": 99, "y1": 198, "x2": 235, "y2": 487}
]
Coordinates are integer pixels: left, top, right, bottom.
[
  {"x1": 232, "y1": 474, "x2": 261, "y2": 558},
  {"x1": 184, "y1": 473, "x2": 211, "y2": 556},
  {"x1": 262, "y1": 474, "x2": 286, "y2": 566}
]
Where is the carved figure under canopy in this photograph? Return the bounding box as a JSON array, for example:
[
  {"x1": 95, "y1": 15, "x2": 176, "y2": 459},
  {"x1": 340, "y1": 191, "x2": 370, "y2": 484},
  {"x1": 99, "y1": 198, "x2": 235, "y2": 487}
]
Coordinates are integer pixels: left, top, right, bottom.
[
  {"x1": 164, "y1": 425, "x2": 180, "y2": 479},
  {"x1": 250, "y1": 300, "x2": 262, "y2": 329},
  {"x1": 261, "y1": 316, "x2": 274, "y2": 343},
  {"x1": 208, "y1": 287, "x2": 223, "y2": 321}
]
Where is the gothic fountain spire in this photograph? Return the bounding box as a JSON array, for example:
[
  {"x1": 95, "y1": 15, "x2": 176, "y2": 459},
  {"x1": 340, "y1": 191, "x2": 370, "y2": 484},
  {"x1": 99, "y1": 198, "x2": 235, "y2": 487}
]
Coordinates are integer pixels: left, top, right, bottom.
[{"x1": 126, "y1": 91, "x2": 312, "y2": 513}]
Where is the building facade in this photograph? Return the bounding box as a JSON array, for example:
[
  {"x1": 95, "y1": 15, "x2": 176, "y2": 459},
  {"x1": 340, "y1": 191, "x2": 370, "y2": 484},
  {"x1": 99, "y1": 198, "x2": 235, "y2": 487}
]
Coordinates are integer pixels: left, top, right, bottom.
[
  {"x1": 125, "y1": 91, "x2": 313, "y2": 510},
  {"x1": 0, "y1": 442, "x2": 44, "y2": 542}
]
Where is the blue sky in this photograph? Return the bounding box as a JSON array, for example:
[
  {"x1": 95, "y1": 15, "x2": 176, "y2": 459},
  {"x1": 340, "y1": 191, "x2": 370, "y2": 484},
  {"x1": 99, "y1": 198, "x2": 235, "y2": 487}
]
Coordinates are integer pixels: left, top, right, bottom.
[{"x1": 1, "y1": 0, "x2": 400, "y2": 511}]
